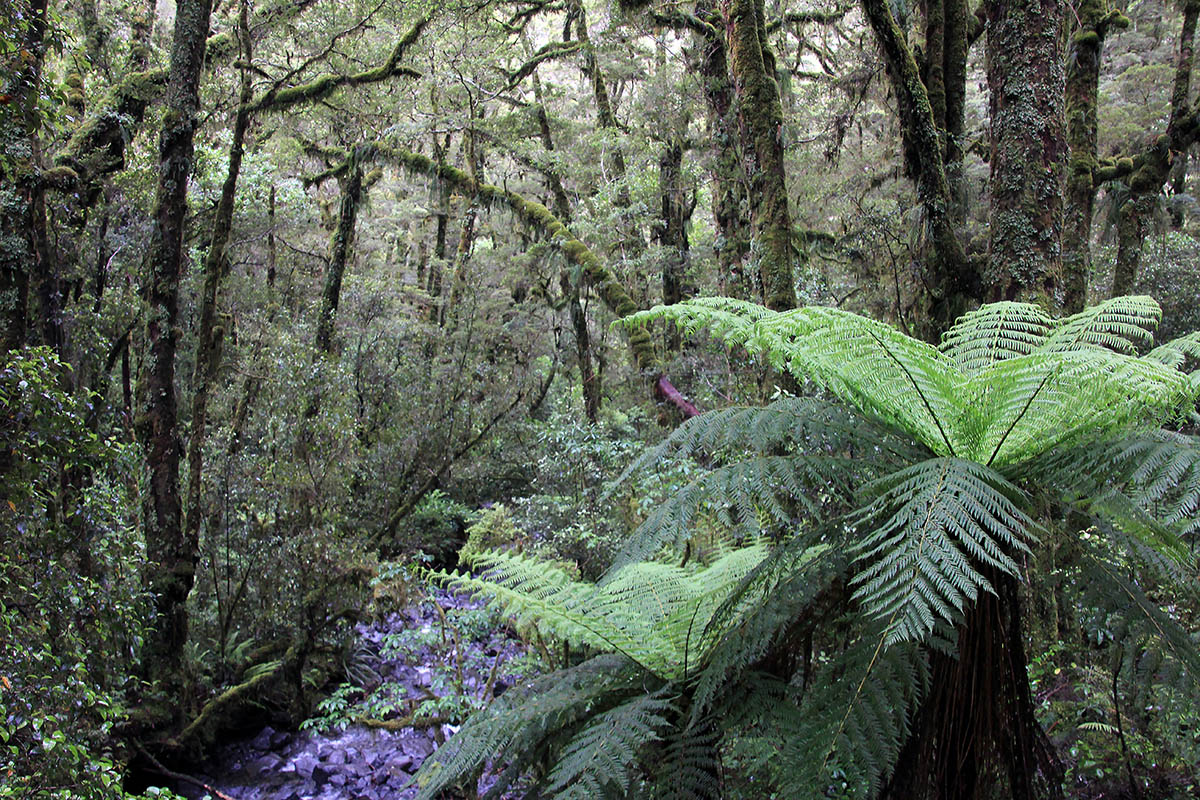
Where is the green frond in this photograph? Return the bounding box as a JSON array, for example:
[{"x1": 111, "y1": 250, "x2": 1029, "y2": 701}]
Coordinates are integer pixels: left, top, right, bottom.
[
  {"x1": 622, "y1": 296, "x2": 780, "y2": 354},
  {"x1": 851, "y1": 458, "x2": 1035, "y2": 645},
  {"x1": 938, "y1": 301, "x2": 1054, "y2": 374},
  {"x1": 733, "y1": 641, "x2": 926, "y2": 798},
  {"x1": 444, "y1": 545, "x2": 769, "y2": 678},
  {"x1": 693, "y1": 538, "x2": 847, "y2": 714},
  {"x1": 612, "y1": 454, "x2": 861, "y2": 568},
  {"x1": 610, "y1": 396, "x2": 915, "y2": 493},
  {"x1": 649, "y1": 718, "x2": 724, "y2": 800},
  {"x1": 964, "y1": 349, "x2": 1194, "y2": 465},
  {"x1": 542, "y1": 691, "x2": 676, "y2": 798},
  {"x1": 1146, "y1": 331, "x2": 1200, "y2": 370},
  {"x1": 413, "y1": 654, "x2": 646, "y2": 800},
  {"x1": 1040, "y1": 295, "x2": 1161, "y2": 355},
  {"x1": 631, "y1": 300, "x2": 964, "y2": 455},
  {"x1": 1078, "y1": 551, "x2": 1200, "y2": 703}
]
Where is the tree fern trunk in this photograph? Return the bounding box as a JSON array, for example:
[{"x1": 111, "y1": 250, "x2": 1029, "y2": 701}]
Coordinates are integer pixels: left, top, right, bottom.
[{"x1": 882, "y1": 570, "x2": 1063, "y2": 800}]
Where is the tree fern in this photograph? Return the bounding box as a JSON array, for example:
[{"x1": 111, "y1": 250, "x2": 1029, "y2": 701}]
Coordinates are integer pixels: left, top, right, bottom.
[{"x1": 417, "y1": 297, "x2": 1200, "y2": 799}]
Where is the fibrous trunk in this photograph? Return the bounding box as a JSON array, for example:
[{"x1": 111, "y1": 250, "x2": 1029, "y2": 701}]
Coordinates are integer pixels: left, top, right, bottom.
[{"x1": 883, "y1": 570, "x2": 1064, "y2": 799}]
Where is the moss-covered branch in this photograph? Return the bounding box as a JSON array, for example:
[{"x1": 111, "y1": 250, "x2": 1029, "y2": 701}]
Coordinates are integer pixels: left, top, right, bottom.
[
  {"x1": 250, "y1": 14, "x2": 429, "y2": 114},
  {"x1": 53, "y1": 68, "x2": 166, "y2": 193},
  {"x1": 503, "y1": 40, "x2": 583, "y2": 89}
]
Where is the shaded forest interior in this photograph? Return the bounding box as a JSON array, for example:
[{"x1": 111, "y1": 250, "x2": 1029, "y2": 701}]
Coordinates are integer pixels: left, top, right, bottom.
[{"x1": 4, "y1": 0, "x2": 1200, "y2": 798}]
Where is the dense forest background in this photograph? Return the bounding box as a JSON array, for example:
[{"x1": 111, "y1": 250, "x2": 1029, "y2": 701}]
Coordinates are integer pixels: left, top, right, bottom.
[{"x1": 3, "y1": 0, "x2": 1200, "y2": 797}]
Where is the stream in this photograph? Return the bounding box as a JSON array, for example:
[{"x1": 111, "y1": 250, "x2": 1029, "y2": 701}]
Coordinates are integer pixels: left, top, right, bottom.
[{"x1": 173, "y1": 588, "x2": 529, "y2": 800}]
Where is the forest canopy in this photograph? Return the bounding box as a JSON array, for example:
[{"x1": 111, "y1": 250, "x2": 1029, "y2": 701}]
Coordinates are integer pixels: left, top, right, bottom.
[{"x1": 2, "y1": 0, "x2": 1200, "y2": 797}]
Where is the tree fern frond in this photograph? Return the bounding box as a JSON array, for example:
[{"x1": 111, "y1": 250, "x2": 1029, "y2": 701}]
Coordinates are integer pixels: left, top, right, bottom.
[
  {"x1": 1078, "y1": 551, "x2": 1200, "y2": 703},
  {"x1": 967, "y1": 350, "x2": 1194, "y2": 465},
  {"x1": 649, "y1": 718, "x2": 723, "y2": 800},
  {"x1": 693, "y1": 538, "x2": 847, "y2": 714},
  {"x1": 608, "y1": 396, "x2": 919, "y2": 499},
  {"x1": 611, "y1": 454, "x2": 862, "y2": 568},
  {"x1": 542, "y1": 691, "x2": 676, "y2": 798},
  {"x1": 631, "y1": 300, "x2": 965, "y2": 455},
  {"x1": 445, "y1": 546, "x2": 768, "y2": 678},
  {"x1": 938, "y1": 301, "x2": 1054, "y2": 374},
  {"x1": 1040, "y1": 295, "x2": 1161, "y2": 355},
  {"x1": 413, "y1": 654, "x2": 644, "y2": 800},
  {"x1": 1146, "y1": 331, "x2": 1200, "y2": 370},
  {"x1": 740, "y1": 640, "x2": 926, "y2": 798},
  {"x1": 851, "y1": 458, "x2": 1035, "y2": 645}
]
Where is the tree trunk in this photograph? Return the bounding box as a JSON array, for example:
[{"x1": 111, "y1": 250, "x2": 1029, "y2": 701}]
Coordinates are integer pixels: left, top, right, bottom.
[
  {"x1": 658, "y1": 136, "x2": 694, "y2": 350},
  {"x1": 883, "y1": 570, "x2": 1064, "y2": 800},
  {"x1": 183, "y1": 0, "x2": 253, "y2": 589},
  {"x1": 984, "y1": 0, "x2": 1068, "y2": 305},
  {"x1": 1063, "y1": 1, "x2": 1128, "y2": 312},
  {"x1": 860, "y1": 0, "x2": 976, "y2": 337},
  {"x1": 137, "y1": 0, "x2": 214, "y2": 688},
  {"x1": 315, "y1": 157, "x2": 364, "y2": 356},
  {"x1": 693, "y1": 2, "x2": 753, "y2": 297},
  {"x1": 726, "y1": 0, "x2": 796, "y2": 311},
  {"x1": 1113, "y1": 0, "x2": 1199, "y2": 296},
  {"x1": 531, "y1": 64, "x2": 601, "y2": 420}
]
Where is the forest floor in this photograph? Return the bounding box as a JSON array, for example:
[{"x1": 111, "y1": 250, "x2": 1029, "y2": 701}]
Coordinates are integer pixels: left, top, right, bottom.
[{"x1": 179, "y1": 589, "x2": 530, "y2": 800}]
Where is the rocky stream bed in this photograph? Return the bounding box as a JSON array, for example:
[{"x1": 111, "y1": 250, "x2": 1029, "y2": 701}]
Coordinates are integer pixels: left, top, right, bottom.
[{"x1": 172, "y1": 589, "x2": 528, "y2": 800}]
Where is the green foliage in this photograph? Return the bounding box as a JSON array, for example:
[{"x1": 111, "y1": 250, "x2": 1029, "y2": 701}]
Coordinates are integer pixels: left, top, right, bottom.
[
  {"x1": 0, "y1": 349, "x2": 147, "y2": 798},
  {"x1": 415, "y1": 297, "x2": 1200, "y2": 798}
]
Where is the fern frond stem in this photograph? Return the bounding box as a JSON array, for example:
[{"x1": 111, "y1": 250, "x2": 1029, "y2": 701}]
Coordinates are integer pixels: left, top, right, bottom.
[
  {"x1": 986, "y1": 367, "x2": 1055, "y2": 466},
  {"x1": 1110, "y1": 655, "x2": 1142, "y2": 800},
  {"x1": 683, "y1": 597, "x2": 705, "y2": 681},
  {"x1": 867, "y1": 329, "x2": 957, "y2": 457}
]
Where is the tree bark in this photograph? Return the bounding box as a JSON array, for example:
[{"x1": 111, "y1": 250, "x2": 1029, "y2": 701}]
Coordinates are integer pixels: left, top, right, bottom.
[
  {"x1": 315, "y1": 157, "x2": 364, "y2": 356},
  {"x1": 137, "y1": 0, "x2": 215, "y2": 687},
  {"x1": 726, "y1": 0, "x2": 797, "y2": 311},
  {"x1": 693, "y1": 2, "x2": 753, "y2": 297},
  {"x1": 658, "y1": 136, "x2": 694, "y2": 350},
  {"x1": 860, "y1": 0, "x2": 976, "y2": 337},
  {"x1": 183, "y1": 0, "x2": 253, "y2": 593},
  {"x1": 1113, "y1": 0, "x2": 1199, "y2": 296},
  {"x1": 883, "y1": 569, "x2": 1064, "y2": 800},
  {"x1": 1063, "y1": 2, "x2": 1128, "y2": 312},
  {"x1": 985, "y1": 0, "x2": 1068, "y2": 306}
]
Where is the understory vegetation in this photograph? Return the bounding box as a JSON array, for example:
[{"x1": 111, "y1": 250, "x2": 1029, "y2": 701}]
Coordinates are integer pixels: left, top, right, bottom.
[{"x1": 4, "y1": 0, "x2": 1200, "y2": 798}]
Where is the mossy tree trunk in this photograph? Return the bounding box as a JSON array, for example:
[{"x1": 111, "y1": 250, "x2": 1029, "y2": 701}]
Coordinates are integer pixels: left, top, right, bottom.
[
  {"x1": 137, "y1": 0, "x2": 214, "y2": 690},
  {"x1": 1113, "y1": 0, "x2": 1199, "y2": 297},
  {"x1": 693, "y1": 2, "x2": 753, "y2": 298},
  {"x1": 1063, "y1": 1, "x2": 1128, "y2": 312},
  {"x1": 984, "y1": 0, "x2": 1068, "y2": 305},
  {"x1": 860, "y1": 0, "x2": 976, "y2": 337},
  {"x1": 658, "y1": 136, "x2": 695, "y2": 350},
  {"x1": 183, "y1": 0, "x2": 253, "y2": 584},
  {"x1": 316, "y1": 157, "x2": 365, "y2": 357},
  {"x1": 726, "y1": 0, "x2": 796, "y2": 311},
  {"x1": 531, "y1": 67, "x2": 602, "y2": 421}
]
